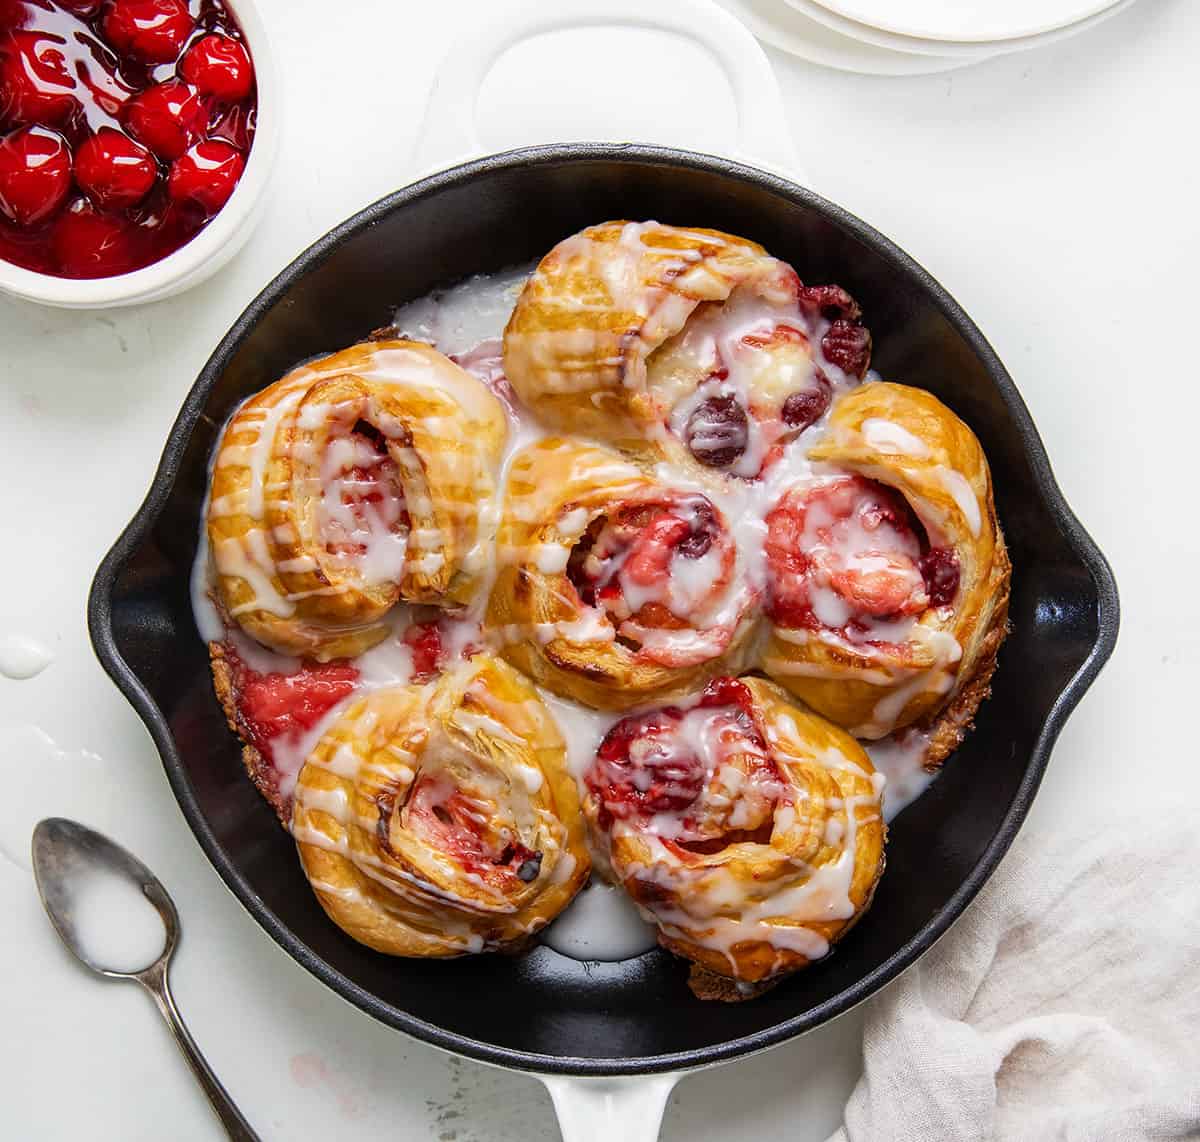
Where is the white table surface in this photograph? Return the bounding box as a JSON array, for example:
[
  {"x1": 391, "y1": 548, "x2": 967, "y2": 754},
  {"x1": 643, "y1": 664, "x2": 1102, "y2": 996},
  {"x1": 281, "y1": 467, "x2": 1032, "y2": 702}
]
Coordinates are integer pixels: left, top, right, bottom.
[{"x1": 2, "y1": 0, "x2": 1196, "y2": 1137}]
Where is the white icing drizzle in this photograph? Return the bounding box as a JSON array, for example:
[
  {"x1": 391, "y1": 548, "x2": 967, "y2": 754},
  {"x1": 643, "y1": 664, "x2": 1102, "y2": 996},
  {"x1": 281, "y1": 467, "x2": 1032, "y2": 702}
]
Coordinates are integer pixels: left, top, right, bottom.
[
  {"x1": 644, "y1": 418, "x2": 839, "y2": 649},
  {"x1": 205, "y1": 339, "x2": 506, "y2": 636},
  {"x1": 650, "y1": 279, "x2": 861, "y2": 480},
  {"x1": 272, "y1": 611, "x2": 425, "y2": 800},
  {"x1": 853, "y1": 627, "x2": 962, "y2": 739},
  {"x1": 865, "y1": 728, "x2": 937, "y2": 821},
  {"x1": 935, "y1": 466, "x2": 982, "y2": 537},
  {"x1": 860, "y1": 417, "x2": 931, "y2": 458},
  {"x1": 534, "y1": 688, "x2": 621, "y2": 781},
  {"x1": 217, "y1": 389, "x2": 303, "y2": 521},
  {"x1": 797, "y1": 477, "x2": 925, "y2": 627}
]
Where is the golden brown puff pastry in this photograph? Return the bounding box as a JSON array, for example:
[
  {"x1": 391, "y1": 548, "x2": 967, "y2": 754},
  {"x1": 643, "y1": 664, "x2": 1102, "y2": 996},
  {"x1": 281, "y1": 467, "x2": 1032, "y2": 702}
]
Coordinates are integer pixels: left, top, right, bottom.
[
  {"x1": 503, "y1": 221, "x2": 872, "y2": 476},
  {"x1": 582, "y1": 676, "x2": 885, "y2": 988},
  {"x1": 292, "y1": 654, "x2": 590, "y2": 957},
  {"x1": 206, "y1": 340, "x2": 507, "y2": 660},
  {"x1": 760, "y1": 382, "x2": 1010, "y2": 758},
  {"x1": 485, "y1": 437, "x2": 759, "y2": 710}
]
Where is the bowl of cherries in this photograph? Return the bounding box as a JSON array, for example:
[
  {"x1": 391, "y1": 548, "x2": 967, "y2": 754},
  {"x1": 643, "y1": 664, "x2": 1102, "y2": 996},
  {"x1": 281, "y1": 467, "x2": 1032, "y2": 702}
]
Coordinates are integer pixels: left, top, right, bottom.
[{"x1": 0, "y1": 0, "x2": 275, "y2": 307}]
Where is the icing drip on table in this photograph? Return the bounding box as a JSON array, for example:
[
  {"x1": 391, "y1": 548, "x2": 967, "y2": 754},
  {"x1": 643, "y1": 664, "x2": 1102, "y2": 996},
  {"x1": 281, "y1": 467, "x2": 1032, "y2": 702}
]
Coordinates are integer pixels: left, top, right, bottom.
[
  {"x1": 190, "y1": 255, "x2": 955, "y2": 964},
  {"x1": 0, "y1": 635, "x2": 54, "y2": 680}
]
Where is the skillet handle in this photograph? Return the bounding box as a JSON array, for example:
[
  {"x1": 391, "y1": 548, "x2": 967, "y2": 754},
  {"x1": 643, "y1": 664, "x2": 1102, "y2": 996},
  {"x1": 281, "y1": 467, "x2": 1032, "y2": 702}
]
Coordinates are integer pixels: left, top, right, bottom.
[
  {"x1": 412, "y1": 0, "x2": 802, "y2": 179},
  {"x1": 541, "y1": 1074, "x2": 681, "y2": 1142}
]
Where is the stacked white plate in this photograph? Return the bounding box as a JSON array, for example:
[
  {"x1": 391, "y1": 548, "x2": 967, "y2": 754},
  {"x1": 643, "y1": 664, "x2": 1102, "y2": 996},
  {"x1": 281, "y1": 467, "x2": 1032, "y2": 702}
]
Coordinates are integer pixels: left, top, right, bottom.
[{"x1": 716, "y1": 0, "x2": 1134, "y2": 74}]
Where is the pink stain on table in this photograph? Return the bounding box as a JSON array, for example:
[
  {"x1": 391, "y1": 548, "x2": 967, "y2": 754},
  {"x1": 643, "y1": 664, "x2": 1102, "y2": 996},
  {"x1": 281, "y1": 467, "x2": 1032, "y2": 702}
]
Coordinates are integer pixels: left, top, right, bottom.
[{"x1": 289, "y1": 1053, "x2": 368, "y2": 1119}]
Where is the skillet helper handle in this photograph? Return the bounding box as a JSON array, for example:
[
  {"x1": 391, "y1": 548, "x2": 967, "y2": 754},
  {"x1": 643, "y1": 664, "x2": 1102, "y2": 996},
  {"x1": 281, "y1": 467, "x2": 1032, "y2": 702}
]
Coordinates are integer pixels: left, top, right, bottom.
[
  {"x1": 541, "y1": 1074, "x2": 681, "y2": 1142},
  {"x1": 413, "y1": 0, "x2": 803, "y2": 179}
]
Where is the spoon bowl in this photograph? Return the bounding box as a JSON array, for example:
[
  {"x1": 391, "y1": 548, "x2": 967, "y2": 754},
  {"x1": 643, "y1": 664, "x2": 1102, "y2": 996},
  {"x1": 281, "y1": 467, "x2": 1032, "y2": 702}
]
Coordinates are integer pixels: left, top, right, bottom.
[
  {"x1": 32, "y1": 817, "x2": 174, "y2": 978},
  {"x1": 31, "y1": 818, "x2": 260, "y2": 1141}
]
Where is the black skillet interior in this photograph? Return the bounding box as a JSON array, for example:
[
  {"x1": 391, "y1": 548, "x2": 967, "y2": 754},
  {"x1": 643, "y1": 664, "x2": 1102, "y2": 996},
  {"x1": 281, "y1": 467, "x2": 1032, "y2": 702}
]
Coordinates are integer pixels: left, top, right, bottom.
[{"x1": 89, "y1": 145, "x2": 1118, "y2": 1076}]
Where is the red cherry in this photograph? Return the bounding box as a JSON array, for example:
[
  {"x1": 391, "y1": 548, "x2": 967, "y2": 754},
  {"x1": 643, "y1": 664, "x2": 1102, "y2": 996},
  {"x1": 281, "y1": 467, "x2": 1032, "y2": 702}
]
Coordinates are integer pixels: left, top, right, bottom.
[
  {"x1": 797, "y1": 283, "x2": 862, "y2": 324},
  {"x1": 919, "y1": 547, "x2": 960, "y2": 608},
  {"x1": 0, "y1": 124, "x2": 72, "y2": 226},
  {"x1": 0, "y1": 0, "x2": 29, "y2": 32},
  {"x1": 822, "y1": 319, "x2": 872, "y2": 379},
  {"x1": 59, "y1": 1, "x2": 104, "y2": 15},
  {"x1": 102, "y1": 0, "x2": 194, "y2": 65},
  {"x1": 167, "y1": 138, "x2": 243, "y2": 214},
  {"x1": 684, "y1": 393, "x2": 748, "y2": 468},
  {"x1": 52, "y1": 199, "x2": 134, "y2": 277},
  {"x1": 780, "y1": 374, "x2": 832, "y2": 432},
  {"x1": 0, "y1": 30, "x2": 80, "y2": 128},
  {"x1": 179, "y1": 34, "x2": 253, "y2": 103},
  {"x1": 75, "y1": 126, "x2": 156, "y2": 208},
  {"x1": 122, "y1": 79, "x2": 205, "y2": 160},
  {"x1": 207, "y1": 99, "x2": 253, "y2": 150}
]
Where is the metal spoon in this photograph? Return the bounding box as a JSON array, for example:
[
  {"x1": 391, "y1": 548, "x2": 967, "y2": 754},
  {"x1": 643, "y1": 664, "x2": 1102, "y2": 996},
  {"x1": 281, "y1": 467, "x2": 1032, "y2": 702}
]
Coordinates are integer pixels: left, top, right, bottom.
[{"x1": 31, "y1": 818, "x2": 260, "y2": 1142}]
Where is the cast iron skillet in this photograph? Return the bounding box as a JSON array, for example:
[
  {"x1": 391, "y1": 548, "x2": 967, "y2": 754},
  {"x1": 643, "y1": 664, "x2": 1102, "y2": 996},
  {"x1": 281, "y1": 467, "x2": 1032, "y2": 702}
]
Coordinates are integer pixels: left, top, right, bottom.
[{"x1": 88, "y1": 144, "x2": 1119, "y2": 1077}]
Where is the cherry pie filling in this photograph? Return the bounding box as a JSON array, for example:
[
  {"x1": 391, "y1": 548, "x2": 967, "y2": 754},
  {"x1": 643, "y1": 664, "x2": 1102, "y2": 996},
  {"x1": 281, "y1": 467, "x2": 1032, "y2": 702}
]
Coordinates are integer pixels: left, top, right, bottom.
[
  {"x1": 403, "y1": 620, "x2": 444, "y2": 684},
  {"x1": 222, "y1": 646, "x2": 360, "y2": 767},
  {"x1": 587, "y1": 677, "x2": 787, "y2": 850},
  {"x1": 564, "y1": 493, "x2": 739, "y2": 667},
  {"x1": 796, "y1": 283, "x2": 872, "y2": 380},
  {"x1": 679, "y1": 324, "x2": 833, "y2": 471},
  {"x1": 663, "y1": 280, "x2": 870, "y2": 477},
  {"x1": 315, "y1": 418, "x2": 410, "y2": 586},
  {"x1": 764, "y1": 475, "x2": 960, "y2": 642},
  {"x1": 396, "y1": 775, "x2": 544, "y2": 889},
  {"x1": 0, "y1": 0, "x2": 256, "y2": 278}
]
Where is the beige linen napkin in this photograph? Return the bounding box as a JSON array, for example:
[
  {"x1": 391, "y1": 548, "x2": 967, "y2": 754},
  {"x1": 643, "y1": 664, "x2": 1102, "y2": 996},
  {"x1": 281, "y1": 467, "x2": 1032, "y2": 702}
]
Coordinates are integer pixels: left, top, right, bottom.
[{"x1": 827, "y1": 807, "x2": 1200, "y2": 1141}]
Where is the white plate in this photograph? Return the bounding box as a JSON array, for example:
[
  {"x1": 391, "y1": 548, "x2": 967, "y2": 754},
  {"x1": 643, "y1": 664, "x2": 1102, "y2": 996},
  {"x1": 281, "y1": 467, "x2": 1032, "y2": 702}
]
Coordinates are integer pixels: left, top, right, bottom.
[
  {"x1": 714, "y1": 0, "x2": 971, "y2": 75},
  {"x1": 786, "y1": 0, "x2": 1136, "y2": 58},
  {"x1": 811, "y1": 0, "x2": 1122, "y2": 44}
]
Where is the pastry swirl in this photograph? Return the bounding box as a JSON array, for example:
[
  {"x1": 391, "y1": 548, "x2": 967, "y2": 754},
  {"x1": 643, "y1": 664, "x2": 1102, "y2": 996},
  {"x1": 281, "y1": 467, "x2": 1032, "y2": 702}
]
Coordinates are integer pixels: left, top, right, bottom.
[
  {"x1": 486, "y1": 437, "x2": 758, "y2": 709},
  {"x1": 761, "y1": 381, "x2": 1010, "y2": 757},
  {"x1": 206, "y1": 340, "x2": 507, "y2": 660},
  {"x1": 583, "y1": 676, "x2": 885, "y2": 986},
  {"x1": 292, "y1": 654, "x2": 590, "y2": 956},
  {"x1": 503, "y1": 221, "x2": 871, "y2": 476}
]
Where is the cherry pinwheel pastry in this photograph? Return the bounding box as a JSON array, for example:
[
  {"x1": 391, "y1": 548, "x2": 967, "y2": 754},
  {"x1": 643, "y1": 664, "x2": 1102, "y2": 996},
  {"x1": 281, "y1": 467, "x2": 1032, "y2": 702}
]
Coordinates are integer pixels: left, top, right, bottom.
[
  {"x1": 503, "y1": 220, "x2": 871, "y2": 477},
  {"x1": 583, "y1": 676, "x2": 885, "y2": 996},
  {"x1": 292, "y1": 654, "x2": 590, "y2": 956},
  {"x1": 206, "y1": 340, "x2": 507, "y2": 660},
  {"x1": 486, "y1": 438, "x2": 759, "y2": 709},
  {"x1": 761, "y1": 382, "x2": 1010, "y2": 762}
]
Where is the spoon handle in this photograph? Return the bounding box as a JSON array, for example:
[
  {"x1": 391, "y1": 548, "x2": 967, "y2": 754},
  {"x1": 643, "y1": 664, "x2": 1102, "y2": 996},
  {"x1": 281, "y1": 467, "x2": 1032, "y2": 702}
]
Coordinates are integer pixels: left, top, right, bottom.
[{"x1": 139, "y1": 962, "x2": 261, "y2": 1141}]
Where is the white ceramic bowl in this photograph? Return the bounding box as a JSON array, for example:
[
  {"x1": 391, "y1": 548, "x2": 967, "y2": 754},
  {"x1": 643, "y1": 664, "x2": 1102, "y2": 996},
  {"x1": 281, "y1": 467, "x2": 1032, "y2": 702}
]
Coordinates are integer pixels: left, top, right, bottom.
[{"x1": 0, "y1": 0, "x2": 277, "y2": 309}]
